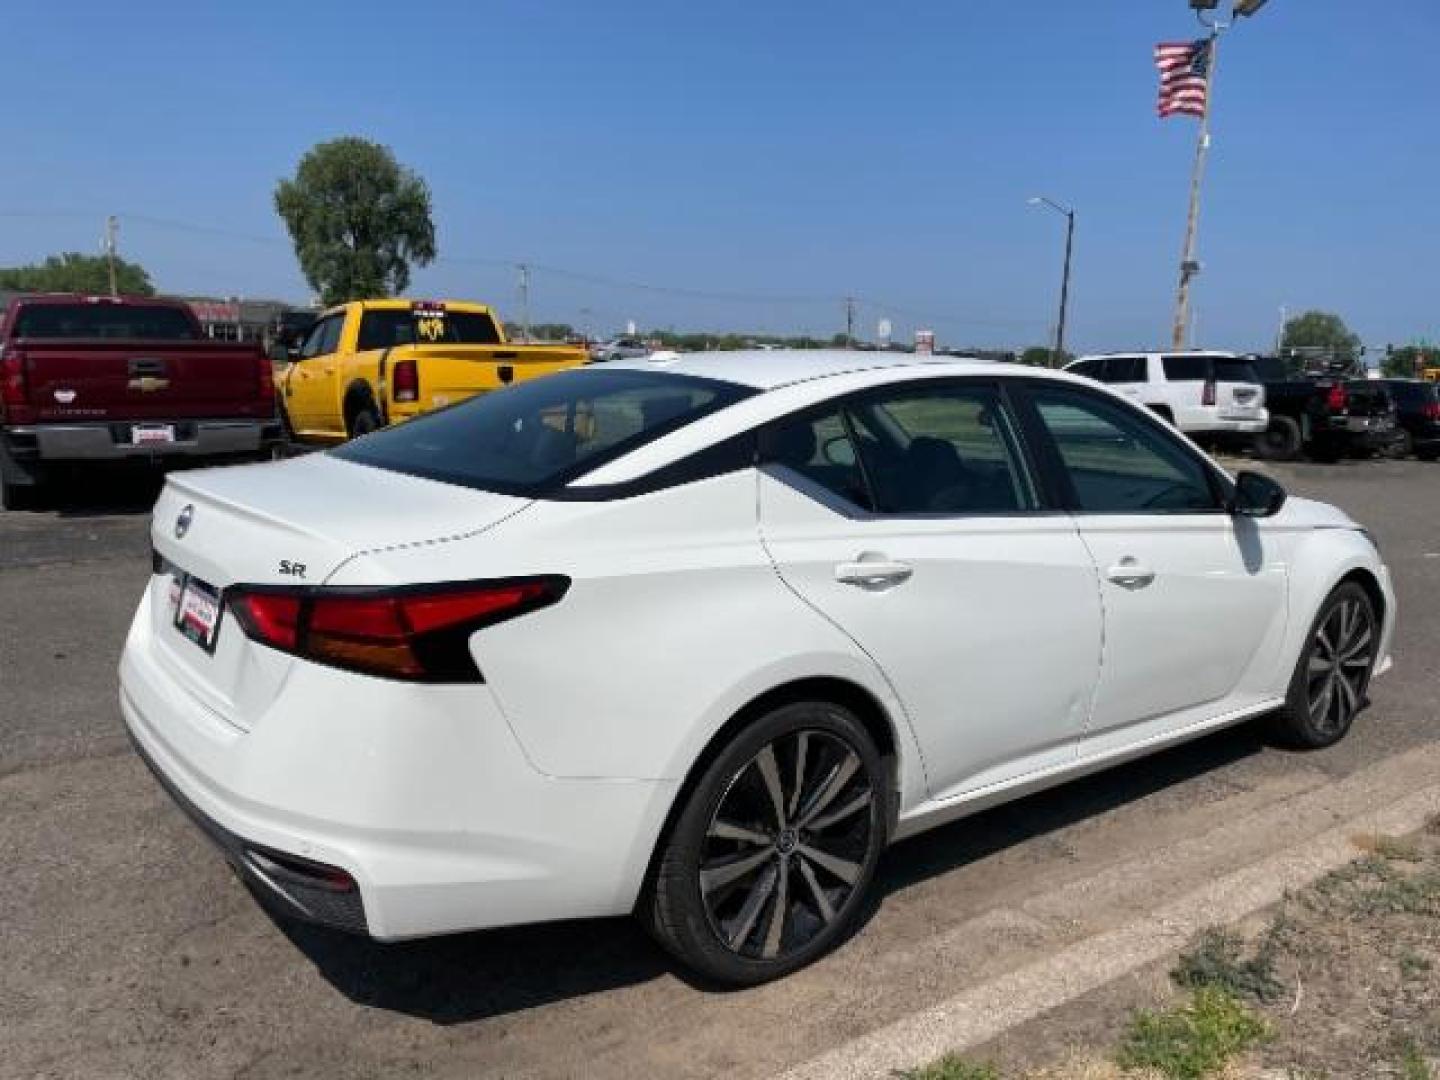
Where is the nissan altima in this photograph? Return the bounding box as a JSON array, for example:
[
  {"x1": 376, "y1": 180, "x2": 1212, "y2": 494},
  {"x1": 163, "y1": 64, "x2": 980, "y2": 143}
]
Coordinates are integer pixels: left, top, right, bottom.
[{"x1": 120, "y1": 350, "x2": 1395, "y2": 984}]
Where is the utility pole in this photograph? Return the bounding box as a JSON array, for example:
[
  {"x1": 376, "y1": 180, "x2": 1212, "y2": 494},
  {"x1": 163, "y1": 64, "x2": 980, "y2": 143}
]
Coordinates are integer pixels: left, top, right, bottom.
[
  {"x1": 1029, "y1": 196, "x2": 1075, "y2": 367},
  {"x1": 844, "y1": 296, "x2": 856, "y2": 348},
  {"x1": 104, "y1": 215, "x2": 120, "y2": 296},
  {"x1": 517, "y1": 263, "x2": 531, "y2": 342}
]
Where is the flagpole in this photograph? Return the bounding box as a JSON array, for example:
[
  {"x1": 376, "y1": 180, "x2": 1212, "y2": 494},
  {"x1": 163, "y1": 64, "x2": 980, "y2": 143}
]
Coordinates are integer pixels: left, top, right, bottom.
[{"x1": 1171, "y1": 28, "x2": 1221, "y2": 350}]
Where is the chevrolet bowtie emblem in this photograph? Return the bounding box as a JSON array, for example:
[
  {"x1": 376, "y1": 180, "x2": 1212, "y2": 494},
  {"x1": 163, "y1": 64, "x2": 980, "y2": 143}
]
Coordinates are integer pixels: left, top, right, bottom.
[{"x1": 128, "y1": 376, "x2": 171, "y2": 392}]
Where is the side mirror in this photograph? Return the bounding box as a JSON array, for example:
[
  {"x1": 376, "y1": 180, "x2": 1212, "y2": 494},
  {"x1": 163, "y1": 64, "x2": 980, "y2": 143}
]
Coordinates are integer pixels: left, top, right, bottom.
[{"x1": 1230, "y1": 470, "x2": 1287, "y2": 518}]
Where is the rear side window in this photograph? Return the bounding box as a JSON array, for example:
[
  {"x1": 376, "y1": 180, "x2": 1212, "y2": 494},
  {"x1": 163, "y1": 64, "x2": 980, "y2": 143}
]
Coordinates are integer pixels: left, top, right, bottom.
[
  {"x1": 356, "y1": 308, "x2": 502, "y2": 351},
  {"x1": 333, "y1": 368, "x2": 754, "y2": 495},
  {"x1": 1068, "y1": 359, "x2": 1103, "y2": 380},
  {"x1": 763, "y1": 384, "x2": 1035, "y2": 515},
  {"x1": 1102, "y1": 356, "x2": 1147, "y2": 384},
  {"x1": 13, "y1": 303, "x2": 197, "y2": 340},
  {"x1": 1162, "y1": 355, "x2": 1258, "y2": 383},
  {"x1": 1161, "y1": 355, "x2": 1208, "y2": 381}
]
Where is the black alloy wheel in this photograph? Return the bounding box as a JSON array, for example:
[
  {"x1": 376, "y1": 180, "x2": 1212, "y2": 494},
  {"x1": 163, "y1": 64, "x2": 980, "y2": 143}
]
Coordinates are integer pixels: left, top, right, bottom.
[
  {"x1": 646, "y1": 702, "x2": 887, "y2": 985},
  {"x1": 1272, "y1": 582, "x2": 1377, "y2": 748}
]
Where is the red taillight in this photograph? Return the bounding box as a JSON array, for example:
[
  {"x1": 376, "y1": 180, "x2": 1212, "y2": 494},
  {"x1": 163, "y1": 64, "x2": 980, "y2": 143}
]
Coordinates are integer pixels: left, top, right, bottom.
[
  {"x1": 1326, "y1": 383, "x2": 1349, "y2": 412},
  {"x1": 0, "y1": 346, "x2": 34, "y2": 423},
  {"x1": 1424, "y1": 401, "x2": 1440, "y2": 422},
  {"x1": 227, "y1": 577, "x2": 568, "y2": 682},
  {"x1": 230, "y1": 593, "x2": 302, "y2": 651},
  {"x1": 392, "y1": 359, "x2": 418, "y2": 403},
  {"x1": 1202, "y1": 379, "x2": 1217, "y2": 407},
  {"x1": 257, "y1": 355, "x2": 275, "y2": 403}
]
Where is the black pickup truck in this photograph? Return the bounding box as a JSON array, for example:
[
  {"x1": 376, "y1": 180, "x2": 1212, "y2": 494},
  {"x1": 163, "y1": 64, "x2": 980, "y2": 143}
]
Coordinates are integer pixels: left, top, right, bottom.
[{"x1": 1250, "y1": 356, "x2": 1399, "y2": 462}]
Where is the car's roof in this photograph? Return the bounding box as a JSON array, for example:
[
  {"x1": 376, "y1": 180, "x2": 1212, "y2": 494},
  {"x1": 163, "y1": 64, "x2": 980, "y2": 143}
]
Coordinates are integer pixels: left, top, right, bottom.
[
  {"x1": 1074, "y1": 350, "x2": 1241, "y2": 362},
  {"x1": 601, "y1": 348, "x2": 998, "y2": 390}
]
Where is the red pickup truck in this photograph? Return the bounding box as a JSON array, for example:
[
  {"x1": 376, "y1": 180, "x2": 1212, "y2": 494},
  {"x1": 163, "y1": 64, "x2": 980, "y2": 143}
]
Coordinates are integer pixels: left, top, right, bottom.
[{"x1": 0, "y1": 294, "x2": 283, "y2": 508}]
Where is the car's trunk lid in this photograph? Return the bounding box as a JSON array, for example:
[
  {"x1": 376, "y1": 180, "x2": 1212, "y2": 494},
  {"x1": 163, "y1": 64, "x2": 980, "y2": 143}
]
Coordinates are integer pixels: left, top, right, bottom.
[{"x1": 146, "y1": 452, "x2": 532, "y2": 730}]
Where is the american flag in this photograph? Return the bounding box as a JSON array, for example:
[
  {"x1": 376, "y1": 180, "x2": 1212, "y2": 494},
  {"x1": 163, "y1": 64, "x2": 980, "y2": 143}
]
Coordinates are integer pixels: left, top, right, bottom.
[{"x1": 1155, "y1": 39, "x2": 1212, "y2": 119}]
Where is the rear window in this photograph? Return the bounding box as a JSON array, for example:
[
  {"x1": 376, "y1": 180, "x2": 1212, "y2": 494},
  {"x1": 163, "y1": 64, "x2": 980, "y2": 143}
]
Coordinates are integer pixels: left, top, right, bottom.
[
  {"x1": 332, "y1": 368, "x2": 755, "y2": 495},
  {"x1": 1161, "y1": 355, "x2": 1258, "y2": 383},
  {"x1": 13, "y1": 303, "x2": 197, "y2": 340},
  {"x1": 356, "y1": 308, "x2": 502, "y2": 350}
]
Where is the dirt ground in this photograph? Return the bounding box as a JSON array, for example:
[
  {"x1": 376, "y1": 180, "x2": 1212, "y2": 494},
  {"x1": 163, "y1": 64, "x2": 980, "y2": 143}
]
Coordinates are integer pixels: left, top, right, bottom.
[{"x1": 959, "y1": 820, "x2": 1440, "y2": 1078}]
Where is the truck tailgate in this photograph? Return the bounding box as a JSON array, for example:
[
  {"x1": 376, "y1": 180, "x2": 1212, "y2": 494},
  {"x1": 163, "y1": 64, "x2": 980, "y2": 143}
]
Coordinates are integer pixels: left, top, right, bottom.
[
  {"x1": 18, "y1": 339, "x2": 269, "y2": 422},
  {"x1": 395, "y1": 344, "x2": 584, "y2": 411}
]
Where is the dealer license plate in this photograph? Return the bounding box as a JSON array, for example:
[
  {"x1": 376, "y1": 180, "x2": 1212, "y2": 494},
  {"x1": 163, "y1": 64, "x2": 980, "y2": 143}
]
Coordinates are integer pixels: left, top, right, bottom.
[
  {"x1": 173, "y1": 574, "x2": 222, "y2": 652},
  {"x1": 132, "y1": 424, "x2": 176, "y2": 446}
]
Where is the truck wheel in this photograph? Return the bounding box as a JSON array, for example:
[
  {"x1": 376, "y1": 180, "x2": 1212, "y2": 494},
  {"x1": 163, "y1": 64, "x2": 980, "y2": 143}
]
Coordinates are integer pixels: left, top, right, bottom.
[
  {"x1": 1, "y1": 474, "x2": 41, "y2": 512},
  {"x1": 347, "y1": 406, "x2": 382, "y2": 439},
  {"x1": 1254, "y1": 416, "x2": 1302, "y2": 461}
]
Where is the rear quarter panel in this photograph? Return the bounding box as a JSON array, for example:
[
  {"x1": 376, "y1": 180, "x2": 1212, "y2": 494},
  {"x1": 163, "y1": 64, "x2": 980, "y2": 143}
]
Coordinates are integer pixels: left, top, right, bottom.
[{"x1": 337, "y1": 469, "x2": 928, "y2": 806}]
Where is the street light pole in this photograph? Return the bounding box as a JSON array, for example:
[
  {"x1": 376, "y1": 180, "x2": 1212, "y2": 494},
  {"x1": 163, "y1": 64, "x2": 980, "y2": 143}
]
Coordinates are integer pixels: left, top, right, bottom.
[{"x1": 1029, "y1": 196, "x2": 1075, "y2": 367}]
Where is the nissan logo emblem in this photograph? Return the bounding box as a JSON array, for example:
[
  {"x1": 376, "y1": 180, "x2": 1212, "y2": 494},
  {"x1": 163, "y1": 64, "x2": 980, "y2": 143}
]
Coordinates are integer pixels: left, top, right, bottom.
[{"x1": 175, "y1": 504, "x2": 194, "y2": 539}]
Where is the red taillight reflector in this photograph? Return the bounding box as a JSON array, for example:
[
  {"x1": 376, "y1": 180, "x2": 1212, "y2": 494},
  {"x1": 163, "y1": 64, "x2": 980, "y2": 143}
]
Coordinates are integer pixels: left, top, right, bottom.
[
  {"x1": 392, "y1": 358, "x2": 418, "y2": 403},
  {"x1": 0, "y1": 346, "x2": 32, "y2": 422},
  {"x1": 1326, "y1": 383, "x2": 1349, "y2": 411},
  {"x1": 227, "y1": 578, "x2": 569, "y2": 682},
  {"x1": 1202, "y1": 379, "x2": 1217, "y2": 407},
  {"x1": 230, "y1": 593, "x2": 302, "y2": 651}
]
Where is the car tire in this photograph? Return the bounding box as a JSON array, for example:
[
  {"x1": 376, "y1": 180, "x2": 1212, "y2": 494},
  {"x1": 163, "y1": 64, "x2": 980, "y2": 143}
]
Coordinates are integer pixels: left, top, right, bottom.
[
  {"x1": 348, "y1": 405, "x2": 382, "y2": 438},
  {"x1": 645, "y1": 701, "x2": 888, "y2": 986},
  {"x1": 1254, "y1": 416, "x2": 1302, "y2": 461},
  {"x1": 1269, "y1": 581, "x2": 1377, "y2": 750}
]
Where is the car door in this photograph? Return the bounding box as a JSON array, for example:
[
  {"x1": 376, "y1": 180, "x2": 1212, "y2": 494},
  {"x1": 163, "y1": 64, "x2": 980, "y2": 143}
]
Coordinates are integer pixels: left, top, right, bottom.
[
  {"x1": 1014, "y1": 382, "x2": 1288, "y2": 751},
  {"x1": 757, "y1": 378, "x2": 1103, "y2": 802},
  {"x1": 282, "y1": 312, "x2": 344, "y2": 436}
]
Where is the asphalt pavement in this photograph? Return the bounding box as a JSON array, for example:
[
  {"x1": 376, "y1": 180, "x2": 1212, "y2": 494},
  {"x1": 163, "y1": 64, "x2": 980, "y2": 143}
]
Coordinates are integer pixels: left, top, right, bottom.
[{"x1": 2, "y1": 458, "x2": 1437, "y2": 1079}]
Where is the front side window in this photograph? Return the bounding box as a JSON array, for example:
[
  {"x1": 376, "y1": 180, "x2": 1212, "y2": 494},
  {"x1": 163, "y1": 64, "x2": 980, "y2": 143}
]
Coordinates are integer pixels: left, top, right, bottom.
[
  {"x1": 1028, "y1": 387, "x2": 1219, "y2": 513},
  {"x1": 333, "y1": 368, "x2": 754, "y2": 495}
]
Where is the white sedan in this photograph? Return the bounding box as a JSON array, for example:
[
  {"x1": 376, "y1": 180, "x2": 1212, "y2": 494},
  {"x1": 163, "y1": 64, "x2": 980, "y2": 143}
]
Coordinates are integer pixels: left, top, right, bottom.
[{"x1": 120, "y1": 350, "x2": 1395, "y2": 984}]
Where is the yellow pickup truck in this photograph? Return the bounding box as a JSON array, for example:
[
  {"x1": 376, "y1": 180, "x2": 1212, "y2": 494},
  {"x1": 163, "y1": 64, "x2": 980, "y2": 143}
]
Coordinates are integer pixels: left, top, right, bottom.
[{"x1": 277, "y1": 299, "x2": 587, "y2": 442}]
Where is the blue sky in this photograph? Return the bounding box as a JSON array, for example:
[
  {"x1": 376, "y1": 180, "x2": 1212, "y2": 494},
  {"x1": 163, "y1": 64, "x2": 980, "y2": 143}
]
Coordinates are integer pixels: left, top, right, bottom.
[{"x1": 1, "y1": 0, "x2": 1435, "y2": 352}]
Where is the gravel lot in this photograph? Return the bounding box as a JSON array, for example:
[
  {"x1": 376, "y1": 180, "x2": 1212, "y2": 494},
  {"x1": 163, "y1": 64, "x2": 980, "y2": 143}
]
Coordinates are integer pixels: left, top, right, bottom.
[{"x1": 2, "y1": 458, "x2": 1437, "y2": 1079}]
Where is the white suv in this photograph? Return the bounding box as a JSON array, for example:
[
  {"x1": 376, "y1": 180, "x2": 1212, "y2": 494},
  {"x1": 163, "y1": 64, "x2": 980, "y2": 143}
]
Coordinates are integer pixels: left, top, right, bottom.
[{"x1": 1066, "y1": 351, "x2": 1268, "y2": 435}]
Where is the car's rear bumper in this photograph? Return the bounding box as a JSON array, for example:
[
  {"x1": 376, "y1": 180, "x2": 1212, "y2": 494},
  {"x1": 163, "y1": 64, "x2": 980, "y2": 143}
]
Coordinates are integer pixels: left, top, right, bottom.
[
  {"x1": 6, "y1": 419, "x2": 283, "y2": 464},
  {"x1": 118, "y1": 589, "x2": 676, "y2": 940},
  {"x1": 1182, "y1": 414, "x2": 1269, "y2": 435}
]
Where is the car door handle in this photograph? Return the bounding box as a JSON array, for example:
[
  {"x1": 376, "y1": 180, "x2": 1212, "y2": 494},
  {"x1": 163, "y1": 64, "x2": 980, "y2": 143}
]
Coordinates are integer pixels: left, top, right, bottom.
[
  {"x1": 1106, "y1": 557, "x2": 1156, "y2": 589},
  {"x1": 835, "y1": 560, "x2": 913, "y2": 589}
]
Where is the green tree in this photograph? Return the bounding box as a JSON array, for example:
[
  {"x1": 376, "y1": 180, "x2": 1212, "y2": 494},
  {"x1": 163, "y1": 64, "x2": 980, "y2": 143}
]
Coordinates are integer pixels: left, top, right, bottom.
[
  {"x1": 1383, "y1": 345, "x2": 1436, "y2": 378},
  {"x1": 1019, "y1": 345, "x2": 1072, "y2": 367},
  {"x1": 274, "y1": 137, "x2": 436, "y2": 305},
  {"x1": 1281, "y1": 310, "x2": 1361, "y2": 363},
  {"x1": 0, "y1": 252, "x2": 154, "y2": 296}
]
